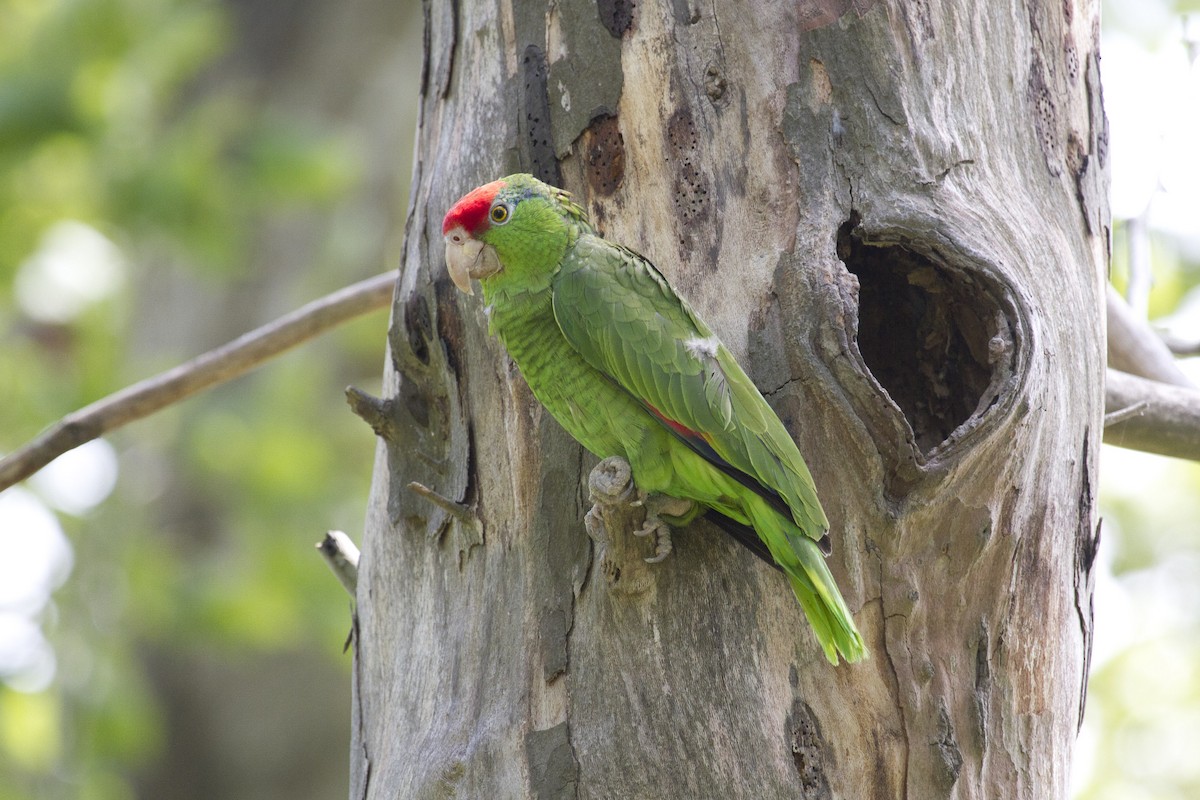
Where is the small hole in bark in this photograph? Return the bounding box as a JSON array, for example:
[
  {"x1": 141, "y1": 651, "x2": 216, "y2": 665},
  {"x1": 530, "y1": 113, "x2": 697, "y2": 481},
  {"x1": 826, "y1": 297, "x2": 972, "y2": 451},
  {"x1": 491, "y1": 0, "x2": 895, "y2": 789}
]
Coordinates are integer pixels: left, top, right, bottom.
[
  {"x1": 786, "y1": 699, "x2": 831, "y2": 798},
  {"x1": 667, "y1": 106, "x2": 708, "y2": 224},
  {"x1": 838, "y1": 214, "x2": 1007, "y2": 454},
  {"x1": 583, "y1": 114, "x2": 625, "y2": 197}
]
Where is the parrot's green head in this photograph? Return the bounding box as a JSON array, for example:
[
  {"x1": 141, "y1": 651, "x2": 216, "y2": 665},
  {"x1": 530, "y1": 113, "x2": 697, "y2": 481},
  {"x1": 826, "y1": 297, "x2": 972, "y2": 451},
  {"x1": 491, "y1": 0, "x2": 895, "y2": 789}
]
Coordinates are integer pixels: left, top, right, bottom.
[{"x1": 442, "y1": 174, "x2": 587, "y2": 297}]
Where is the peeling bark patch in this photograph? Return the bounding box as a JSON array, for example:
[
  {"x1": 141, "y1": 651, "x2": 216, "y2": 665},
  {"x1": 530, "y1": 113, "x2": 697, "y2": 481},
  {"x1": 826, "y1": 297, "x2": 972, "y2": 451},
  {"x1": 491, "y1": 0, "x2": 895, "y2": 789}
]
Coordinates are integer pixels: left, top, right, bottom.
[
  {"x1": 670, "y1": 0, "x2": 699, "y2": 25},
  {"x1": 666, "y1": 105, "x2": 718, "y2": 261},
  {"x1": 973, "y1": 620, "x2": 991, "y2": 753},
  {"x1": 786, "y1": 699, "x2": 832, "y2": 799},
  {"x1": 526, "y1": 723, "x2": 580, "y2": 800},
  {"x1": 541, "y1": 606, "x2": 570, "y2": 682},
  {"x1": 933, "y1": 704, "x2": 963, "y2": 790},
  {"x1": 1076, "y1": 51, "x2": 1110, "y2": 237},
  {"x1": 837, "y1": 216, "x2": 1013, "y2": 454},
  {"x1": 1027, "y1": 53, "x2": 1061, "y2": 176},
  {"x1": 521, "y1": 45, "x2": 562, "y2": 186},
  {"x1": 546, "y1": 1, "x2": 623, "y2": 157},
  {"x1": 583, "y1": 114, "x2": 625, "y2": 196},
  {"x1": 1073, "y1": 431, "x2": 1099, "y2": 729},
  {"x1": 668, "y1": 106, "x2": 708, "y2": 222},
  {"x1": 597, "y1": 0, "x2": 635, "y2": 37}
]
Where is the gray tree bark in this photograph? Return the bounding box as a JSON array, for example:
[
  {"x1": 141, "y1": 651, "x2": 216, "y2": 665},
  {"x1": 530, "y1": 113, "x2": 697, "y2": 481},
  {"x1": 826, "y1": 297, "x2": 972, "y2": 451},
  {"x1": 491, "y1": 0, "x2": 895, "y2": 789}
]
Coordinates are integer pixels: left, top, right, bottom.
[{"x1": 352, "y1": 1, "x2": 1107, "y2": 797}]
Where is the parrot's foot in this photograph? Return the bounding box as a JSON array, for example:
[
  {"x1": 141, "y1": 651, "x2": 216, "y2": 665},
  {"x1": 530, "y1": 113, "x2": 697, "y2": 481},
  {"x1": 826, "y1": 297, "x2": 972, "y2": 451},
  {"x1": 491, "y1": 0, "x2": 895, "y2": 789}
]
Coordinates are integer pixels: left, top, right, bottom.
[{"x1": 633, "y1": 493, "x2": 695, "y2": 564}]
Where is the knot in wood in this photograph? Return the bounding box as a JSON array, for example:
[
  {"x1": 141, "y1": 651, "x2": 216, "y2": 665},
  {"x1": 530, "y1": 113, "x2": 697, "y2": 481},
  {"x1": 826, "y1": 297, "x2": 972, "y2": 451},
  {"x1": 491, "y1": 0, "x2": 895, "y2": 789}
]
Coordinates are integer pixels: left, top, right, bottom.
[{"x1": 589, "y1": 456, "x2": 636, "y2": 506}]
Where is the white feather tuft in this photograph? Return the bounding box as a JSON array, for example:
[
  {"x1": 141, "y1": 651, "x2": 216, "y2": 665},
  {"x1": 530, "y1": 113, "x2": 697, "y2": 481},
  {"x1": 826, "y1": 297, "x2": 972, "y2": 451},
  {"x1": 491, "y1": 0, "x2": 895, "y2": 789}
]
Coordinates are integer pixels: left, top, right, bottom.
[{"x1": 684, "y1": 336, "x2": 720, "y2": 359}]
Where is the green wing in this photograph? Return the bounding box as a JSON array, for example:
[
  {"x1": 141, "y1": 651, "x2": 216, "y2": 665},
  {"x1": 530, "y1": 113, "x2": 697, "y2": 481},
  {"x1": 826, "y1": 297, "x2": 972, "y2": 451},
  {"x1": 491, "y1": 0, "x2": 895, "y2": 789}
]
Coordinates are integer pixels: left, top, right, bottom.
[{"x1": 551, "y1": 234, "x2": 830, "y2": 541}]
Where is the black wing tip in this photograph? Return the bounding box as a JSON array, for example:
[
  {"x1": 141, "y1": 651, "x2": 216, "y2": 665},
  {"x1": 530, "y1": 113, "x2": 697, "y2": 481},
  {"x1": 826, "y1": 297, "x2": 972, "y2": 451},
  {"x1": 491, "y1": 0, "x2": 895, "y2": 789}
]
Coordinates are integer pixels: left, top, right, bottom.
[
  {"x1": 702, "y1": 510, "x2": 783, "y2": 574},
  {"x1": 818, "y1": 532, "x2": 832, "y2": 556}
]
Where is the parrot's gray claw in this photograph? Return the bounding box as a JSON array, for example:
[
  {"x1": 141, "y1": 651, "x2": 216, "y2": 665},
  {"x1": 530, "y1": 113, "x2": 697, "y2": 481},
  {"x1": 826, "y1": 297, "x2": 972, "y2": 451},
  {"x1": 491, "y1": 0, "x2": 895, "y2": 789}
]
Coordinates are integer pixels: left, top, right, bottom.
[
  {"x1": 643, "y1": 527, "x2": 673, "y2": 563},
  {"x1": 635, "y1": 517, "x2": 672, "y2": 562},
  {"x1": 633, "y1": 493, "x2": 692, "y2": 564}
]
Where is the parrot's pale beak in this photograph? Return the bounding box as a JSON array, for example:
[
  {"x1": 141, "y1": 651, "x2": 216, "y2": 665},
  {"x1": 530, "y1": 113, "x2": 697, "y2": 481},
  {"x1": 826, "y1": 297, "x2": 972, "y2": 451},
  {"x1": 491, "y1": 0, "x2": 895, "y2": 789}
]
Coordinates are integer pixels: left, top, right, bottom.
[{"x1": 444, "y1": 227, "x2": 501, "y2": 295}]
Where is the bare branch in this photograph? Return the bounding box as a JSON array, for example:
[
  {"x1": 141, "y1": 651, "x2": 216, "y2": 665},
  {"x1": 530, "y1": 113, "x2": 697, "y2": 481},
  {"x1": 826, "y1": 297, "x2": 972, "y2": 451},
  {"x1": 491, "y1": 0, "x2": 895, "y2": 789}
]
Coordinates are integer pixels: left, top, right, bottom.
[
  {"x1": 1105, "y1": 369, "x2": 1200, "y2": 461},
  {"x1": 1103, "y1": 399, "x2": 1148, "y2": 428},
  {"x1": 1160, "y1": 332, "x2": 1200, "y2": 357},
  {"x1": 0, "y1": 271, "x2": 396, "y2": 492},
  {"x1": 1106, "y1": 285, "x2": 1194, "y2": 388},
  {"x1": 317, "y1": 530, "x2": 361, "y2": 597},
  {"x1": 345, "y1": 386, "x2": 401, "y2": 442}
]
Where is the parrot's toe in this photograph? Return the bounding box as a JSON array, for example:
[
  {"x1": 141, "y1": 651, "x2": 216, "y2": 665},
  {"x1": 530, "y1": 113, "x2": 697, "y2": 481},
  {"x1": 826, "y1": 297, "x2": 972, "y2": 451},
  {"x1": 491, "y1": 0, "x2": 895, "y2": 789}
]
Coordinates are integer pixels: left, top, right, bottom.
[
  {"x1": 633, "y1": 493, "x2": 690, "y2": 563},
  {"x1": 643, "y1": 525, "x2": 673, "y2": 563}
]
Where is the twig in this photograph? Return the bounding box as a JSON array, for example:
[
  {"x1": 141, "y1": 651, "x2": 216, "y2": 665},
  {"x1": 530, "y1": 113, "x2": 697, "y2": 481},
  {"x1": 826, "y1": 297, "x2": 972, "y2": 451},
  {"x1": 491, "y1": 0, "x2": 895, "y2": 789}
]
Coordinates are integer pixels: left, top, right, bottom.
[
  {"x1": 407, "y1": 481, "x2": 476, "y2": 525},
  {"x1": 345, "y1": 386, "x2": 400, "y2": 442},
  {"x1": 407, "y1": 481, "x2": 484, "y2": 563},
  {"x1": 317, "y1": 530, "x2": 361, "y2": 597},
  {"x1": 0, "y1": 271, "x2": 396, "y2": 493},
  {"x1": 1105, "y1": 369, "x2": 1200, "y2": 461},
  {"x1": 1103, "y1": 399, "x2": 1148, "y2": 428}
]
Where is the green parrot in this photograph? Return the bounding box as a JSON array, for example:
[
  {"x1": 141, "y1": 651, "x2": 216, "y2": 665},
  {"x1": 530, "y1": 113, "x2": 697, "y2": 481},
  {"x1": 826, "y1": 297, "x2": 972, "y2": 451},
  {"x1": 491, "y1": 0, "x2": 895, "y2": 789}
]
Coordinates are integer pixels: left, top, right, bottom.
[{"x1": 442, "y1": 174, "x2": 866, "y2": 664}]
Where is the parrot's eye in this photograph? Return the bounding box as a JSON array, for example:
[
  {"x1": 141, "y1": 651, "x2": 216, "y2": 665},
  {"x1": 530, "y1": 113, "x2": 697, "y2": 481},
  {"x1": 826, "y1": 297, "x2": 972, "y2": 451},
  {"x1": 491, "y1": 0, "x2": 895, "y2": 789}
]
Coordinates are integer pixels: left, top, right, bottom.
[{"x1": 489, "y1": 204, "x2": 510, "y2": 225}]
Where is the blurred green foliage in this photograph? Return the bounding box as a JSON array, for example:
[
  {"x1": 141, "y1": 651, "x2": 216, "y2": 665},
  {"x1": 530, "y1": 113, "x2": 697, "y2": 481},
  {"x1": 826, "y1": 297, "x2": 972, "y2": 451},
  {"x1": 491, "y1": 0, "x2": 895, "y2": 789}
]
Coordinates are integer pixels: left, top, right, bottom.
[{"x1": 0, "y1": 0, "x2": 405, "y2": 797}]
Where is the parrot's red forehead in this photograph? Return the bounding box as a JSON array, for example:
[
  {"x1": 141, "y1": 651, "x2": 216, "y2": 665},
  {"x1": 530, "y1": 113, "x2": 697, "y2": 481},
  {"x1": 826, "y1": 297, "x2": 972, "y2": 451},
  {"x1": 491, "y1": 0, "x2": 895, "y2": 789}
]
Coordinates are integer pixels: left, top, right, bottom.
[{"x1": 442, "y1": 179, "x2": 505, "y2": 236}]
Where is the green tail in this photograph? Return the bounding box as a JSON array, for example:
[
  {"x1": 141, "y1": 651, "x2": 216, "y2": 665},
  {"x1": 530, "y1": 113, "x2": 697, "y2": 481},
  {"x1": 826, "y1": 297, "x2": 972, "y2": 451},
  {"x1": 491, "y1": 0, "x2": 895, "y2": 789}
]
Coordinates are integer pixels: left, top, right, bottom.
[
  {"x1": 787, "y1": 538, "x2": 867, "y2": 664},
  {"x1": 747, "y1": 502, "x2": 867, "y2": 665}
]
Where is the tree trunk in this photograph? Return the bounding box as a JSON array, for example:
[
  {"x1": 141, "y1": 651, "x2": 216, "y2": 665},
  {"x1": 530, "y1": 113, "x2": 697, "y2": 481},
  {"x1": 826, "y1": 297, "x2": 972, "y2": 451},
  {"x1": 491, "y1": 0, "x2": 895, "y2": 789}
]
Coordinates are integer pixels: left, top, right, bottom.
[{"x1": 352, "y1": 1, "x2": 1107, "y2": 797}]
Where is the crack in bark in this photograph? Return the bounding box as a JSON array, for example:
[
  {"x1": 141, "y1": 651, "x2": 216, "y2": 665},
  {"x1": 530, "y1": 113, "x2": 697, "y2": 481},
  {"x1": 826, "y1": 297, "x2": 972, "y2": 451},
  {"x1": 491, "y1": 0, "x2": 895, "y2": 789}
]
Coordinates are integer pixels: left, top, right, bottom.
[
  {"x1": 708, "y1": 0, "x2": 727, "y2": 65},
  {"x1": 763, "y1": 375, "x2": 803, "y2": 397},
  {"x1": 870, "y1": 541, "x2": 911, "y2": 799},
  {"x1": 866, "y1": 83, "x2": 903, "y2": 126},
  {"x1": 351, "y1": 612, "x2": 372, "y2": 800},
  {"x1": 443, "y1": 0, "x2": 459, "y2": 99},
  {"x1": 918, "y1": 158, "x2": 976, "y2": 186}
]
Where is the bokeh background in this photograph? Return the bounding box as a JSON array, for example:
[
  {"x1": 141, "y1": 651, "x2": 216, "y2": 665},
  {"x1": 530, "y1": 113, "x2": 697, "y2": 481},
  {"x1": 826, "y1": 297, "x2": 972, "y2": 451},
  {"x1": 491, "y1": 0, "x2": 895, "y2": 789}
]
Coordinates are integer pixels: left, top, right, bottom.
[
  {"x1": 0, "y1": 0, "x2": 1196, "y2": 797},
  {"x1": 0, "y1": 0, "x2": 420, "y2": 796}
]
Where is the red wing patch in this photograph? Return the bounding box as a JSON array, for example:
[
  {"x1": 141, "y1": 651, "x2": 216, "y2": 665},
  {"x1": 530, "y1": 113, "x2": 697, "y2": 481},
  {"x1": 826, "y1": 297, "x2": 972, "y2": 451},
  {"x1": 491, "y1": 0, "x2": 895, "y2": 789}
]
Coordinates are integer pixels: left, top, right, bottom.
[
  {"x1": 645, "y1": 403, "x2": 711, "y2": 445},
  {"x1": 642, "y1": 400, "x2": 801, "y2": 534}
]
